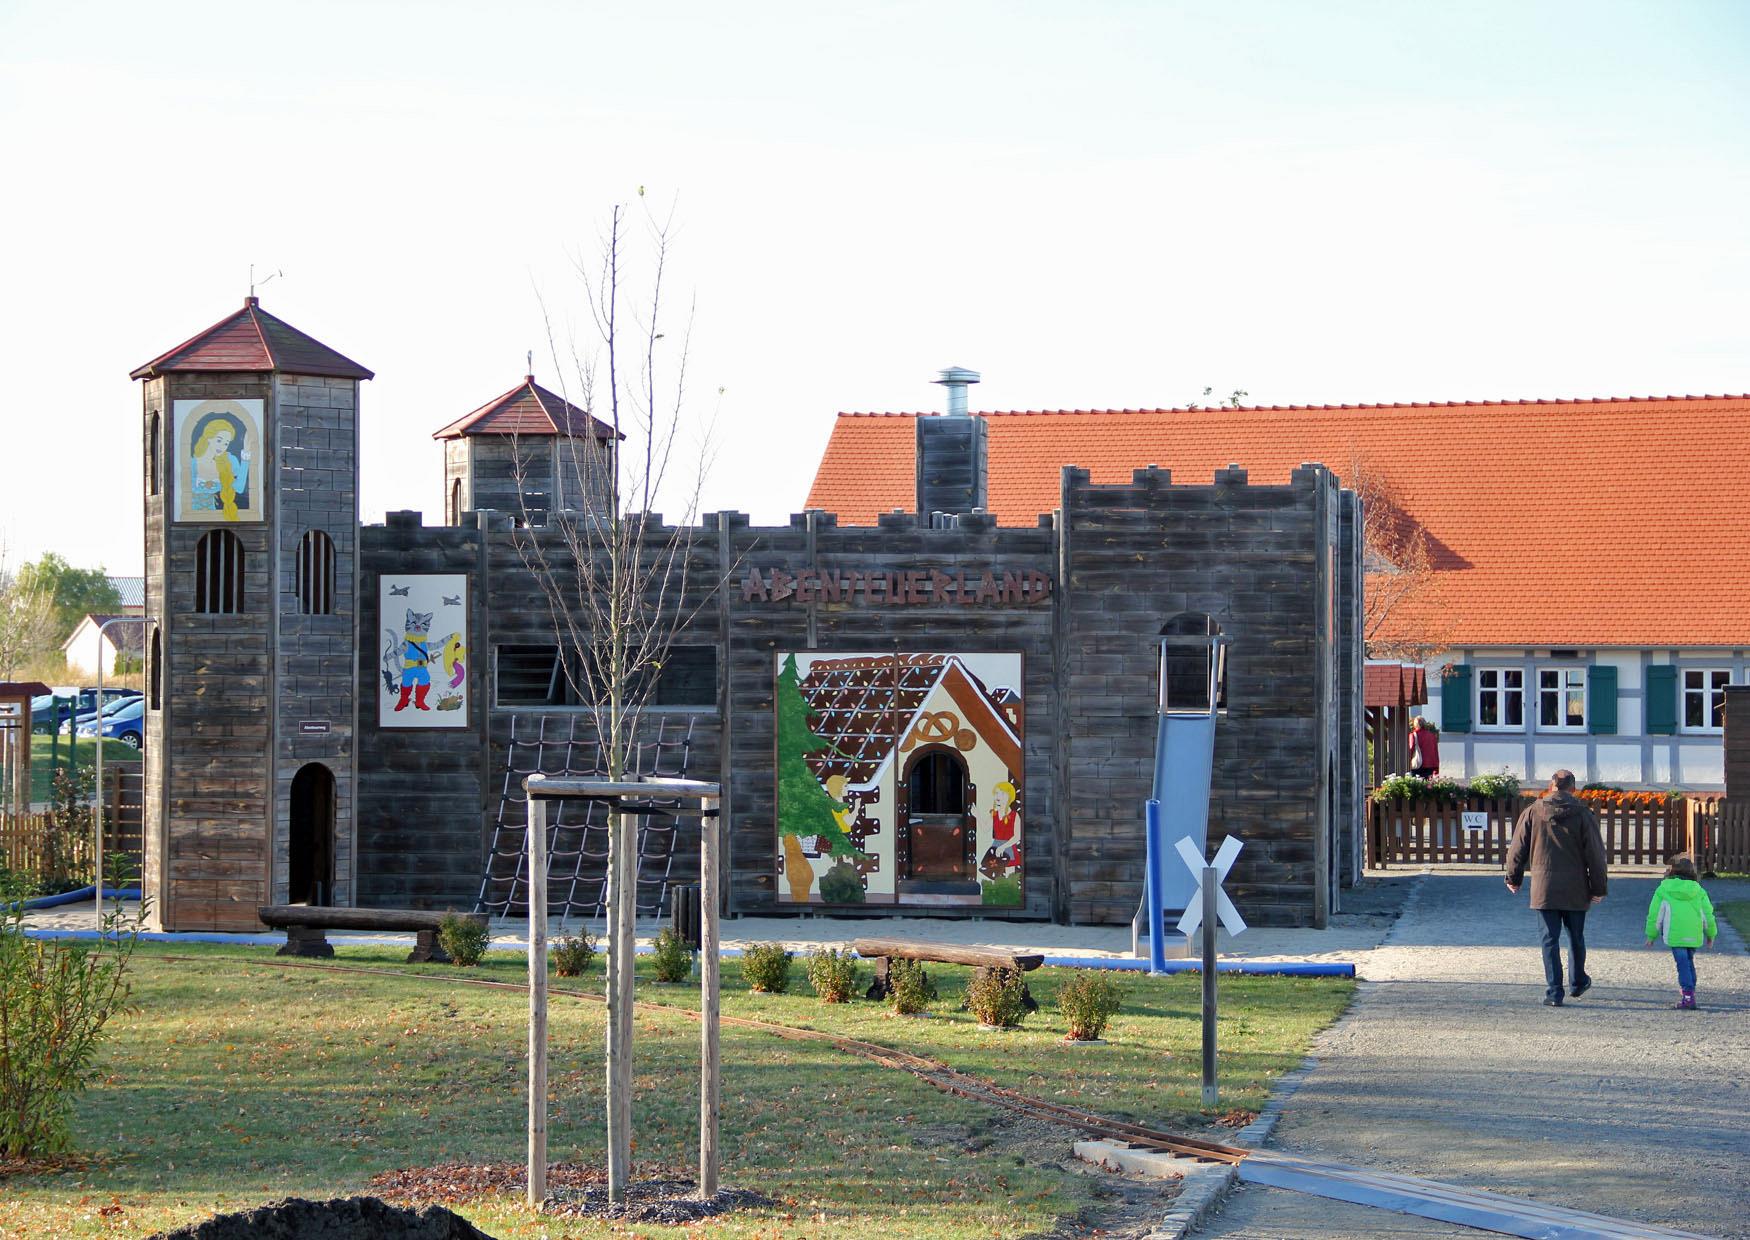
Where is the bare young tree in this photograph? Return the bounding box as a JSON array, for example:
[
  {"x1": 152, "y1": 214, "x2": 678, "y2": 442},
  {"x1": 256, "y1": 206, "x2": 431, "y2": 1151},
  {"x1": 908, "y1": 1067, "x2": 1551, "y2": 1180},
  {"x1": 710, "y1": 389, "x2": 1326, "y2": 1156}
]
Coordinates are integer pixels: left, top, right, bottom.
[
  {"x1": 0, "y1": 538, "x2": 57, "y2": 679},
  {"x1": 1345, "y1": 452, "x2": 1453, "y2": 662},
  {"x1": 508, "y1": 198, "x2": 718, "y2": 1205}
]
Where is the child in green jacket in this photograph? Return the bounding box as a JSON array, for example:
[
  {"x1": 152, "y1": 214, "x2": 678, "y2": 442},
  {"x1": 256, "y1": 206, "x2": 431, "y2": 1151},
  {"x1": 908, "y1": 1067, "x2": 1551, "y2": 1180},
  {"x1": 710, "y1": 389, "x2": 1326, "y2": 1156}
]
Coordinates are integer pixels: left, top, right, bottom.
[{"x1": 1645, "y1": 855, "x2": 1717, "y2": 1010}]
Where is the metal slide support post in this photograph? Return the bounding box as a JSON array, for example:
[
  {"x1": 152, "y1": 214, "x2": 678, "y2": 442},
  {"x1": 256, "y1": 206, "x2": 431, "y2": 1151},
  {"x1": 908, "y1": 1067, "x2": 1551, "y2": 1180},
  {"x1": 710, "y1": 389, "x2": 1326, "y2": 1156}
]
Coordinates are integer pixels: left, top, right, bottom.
[
  {"x1": 1201, "y1": 863, "x2": 1218, "y2": 1109},
  {"x1": 527, "y1": 776, "x2": 548, "y2": 1207},
  {"x1": 1144, "y1": 799, "x2": 1168, "y2": 973},
  {"x1": 698, "y1": 796, "x2": 721, "y2": 1200}
]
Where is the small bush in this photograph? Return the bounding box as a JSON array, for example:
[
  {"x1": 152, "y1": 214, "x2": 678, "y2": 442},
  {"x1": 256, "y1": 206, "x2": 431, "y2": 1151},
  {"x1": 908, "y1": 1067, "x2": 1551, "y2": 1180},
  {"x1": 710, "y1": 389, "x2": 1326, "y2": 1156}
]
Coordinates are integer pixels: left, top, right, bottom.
[
  {"x1": 1057, "y1": 971, "x2": 1124, "y2": 1041},
  {"x1": 805, "y1": 946, "x2": 859, "y2": 1003},
  {"x1": 887, "y1": 957, "x2": 937, "y2": 1015},
  {"x1": 552, "y1": 932, "x2": 597, "y2": 977},
  {"x1": 818, "y1": 861, "x2": 865, "y2": 904},
  {"x1": 965, "y1": 967, "x2": 1029, "y2": 1029},
  {"x1": 1372, "y1": 774, "x2": 1464, "y2": 805},
  {"x1": 650, "y1": 926, "x2": 693, "y2": 983},
  {"x1": 0, "y1": 900, "x2": 144, "y2": 1155},
  {"x1": 740, "y1": 942, "x2": 792, "y2": 993},
  {"x1": 1467, "y1": 771, "x2": 1521, "y2": 801},
  {"x1": 437, "y1": 912, "x2": 489, "y2": 967}
]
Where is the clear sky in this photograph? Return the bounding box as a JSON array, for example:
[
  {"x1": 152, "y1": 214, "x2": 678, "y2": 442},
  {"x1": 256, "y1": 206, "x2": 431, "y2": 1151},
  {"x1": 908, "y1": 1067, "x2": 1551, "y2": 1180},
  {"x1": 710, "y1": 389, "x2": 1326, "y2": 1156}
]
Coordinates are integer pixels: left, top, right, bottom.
[{"x1": 2, "y1": 0, "x2": 1745, "y2": 575}]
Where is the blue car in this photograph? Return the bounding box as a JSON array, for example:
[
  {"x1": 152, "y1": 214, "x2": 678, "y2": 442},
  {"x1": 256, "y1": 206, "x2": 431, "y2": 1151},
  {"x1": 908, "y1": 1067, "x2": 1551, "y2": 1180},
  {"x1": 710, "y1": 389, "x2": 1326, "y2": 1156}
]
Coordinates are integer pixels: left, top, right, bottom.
[
  {"x1": 61, "y1": 690, "x2": 144, "y2": 736},
  {"x1": 35, "y1": 687, "x2": 138, "y2": 734},
  {"x1": 77, "y1": 697, "x2": 144, "y2": 749}
]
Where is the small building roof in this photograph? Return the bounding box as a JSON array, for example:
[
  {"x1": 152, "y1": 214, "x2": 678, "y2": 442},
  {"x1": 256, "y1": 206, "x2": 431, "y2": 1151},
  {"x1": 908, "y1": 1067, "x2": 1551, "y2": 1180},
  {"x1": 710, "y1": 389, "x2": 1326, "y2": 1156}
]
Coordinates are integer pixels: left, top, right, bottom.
[
  {"x1": 1364, "y1": 662, "x2": 1428, "y2": 709},
  {"x1": 64, "y1": 614, "x2": 146, "y2": 657},
  {"x1": 130, "y1": 297, "x2": 373, "y2": 381},
  {"x1": 109, "y1": 576, "x2": 145, "y2": 609},
  {"x1": 0, "y1": 681, "x2": 52, "y2": 701},
  {"x1": 432, "y1": 376, "x2": 620, "y2": 441}
]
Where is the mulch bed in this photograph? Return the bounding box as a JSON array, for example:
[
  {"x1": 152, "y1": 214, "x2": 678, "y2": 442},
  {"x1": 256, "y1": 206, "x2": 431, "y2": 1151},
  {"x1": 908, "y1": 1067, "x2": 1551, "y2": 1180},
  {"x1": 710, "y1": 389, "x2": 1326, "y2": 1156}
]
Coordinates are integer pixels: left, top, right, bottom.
[{"x1": 369, "y1": 1161, "x2": 774, "y2": 1223}]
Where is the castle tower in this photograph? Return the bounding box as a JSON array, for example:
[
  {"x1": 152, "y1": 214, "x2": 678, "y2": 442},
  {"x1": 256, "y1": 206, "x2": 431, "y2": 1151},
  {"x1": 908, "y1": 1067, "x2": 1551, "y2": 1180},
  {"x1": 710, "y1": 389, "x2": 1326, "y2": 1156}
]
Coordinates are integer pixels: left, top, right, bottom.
[
  {"x1": 131, "y1": 298, "x2": 372, "y2": 930},
  {"x1": 433, "y1": 375, "x2": 618, "y2": 523}
]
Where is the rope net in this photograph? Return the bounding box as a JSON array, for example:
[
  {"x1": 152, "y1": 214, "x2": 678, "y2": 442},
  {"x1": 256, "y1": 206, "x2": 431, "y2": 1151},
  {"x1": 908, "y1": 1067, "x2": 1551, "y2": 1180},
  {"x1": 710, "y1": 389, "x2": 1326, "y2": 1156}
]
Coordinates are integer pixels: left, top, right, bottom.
[{"x1": 474, "y1": 712, "x2": 696, "y2": 922}]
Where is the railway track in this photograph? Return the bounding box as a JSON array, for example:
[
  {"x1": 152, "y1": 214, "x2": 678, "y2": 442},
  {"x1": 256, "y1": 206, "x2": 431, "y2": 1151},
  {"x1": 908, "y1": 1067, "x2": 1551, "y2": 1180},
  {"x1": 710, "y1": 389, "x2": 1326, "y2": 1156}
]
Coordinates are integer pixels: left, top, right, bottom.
[{"x1": 157, "y1": 953, "x2": 1249, "y2": 1165}]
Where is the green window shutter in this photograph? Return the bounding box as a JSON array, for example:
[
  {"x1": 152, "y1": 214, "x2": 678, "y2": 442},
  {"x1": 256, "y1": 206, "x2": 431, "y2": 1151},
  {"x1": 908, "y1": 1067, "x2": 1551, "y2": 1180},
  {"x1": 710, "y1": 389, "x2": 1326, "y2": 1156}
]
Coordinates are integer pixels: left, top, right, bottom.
[
  {"x1": 1588, "y1": 665, "x2": 1618, "y2": 734},
  {"x1": 1646, "y1": 665, "x2": 1678, "y2": 735},
  {"x1": 1441, "y1": 664, "x2": 1472, "y2": 733}
]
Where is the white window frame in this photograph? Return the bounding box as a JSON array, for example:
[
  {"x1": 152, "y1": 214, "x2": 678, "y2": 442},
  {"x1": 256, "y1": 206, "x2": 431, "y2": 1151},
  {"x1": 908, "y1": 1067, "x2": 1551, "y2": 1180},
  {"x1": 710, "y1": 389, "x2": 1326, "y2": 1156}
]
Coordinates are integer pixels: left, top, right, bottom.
[
  {"x1": 1536, "y1": 666, "x2": 1587, "y2": 732},
  {"x1": 1680, "y1": 667, "x2": 1732, "y2": 735},
  {"x1": 1475, "y1": 667, "x2": 1526, "y2": 731}
]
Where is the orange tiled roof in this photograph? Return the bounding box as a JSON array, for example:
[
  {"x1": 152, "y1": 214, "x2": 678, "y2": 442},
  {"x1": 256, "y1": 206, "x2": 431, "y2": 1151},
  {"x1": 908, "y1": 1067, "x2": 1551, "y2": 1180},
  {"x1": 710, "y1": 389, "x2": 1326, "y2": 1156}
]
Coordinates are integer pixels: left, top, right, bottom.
[
  {"x1": 804, "y1": 395, "x2": 1750, "y2": 648},
  {"x1": 433, "y1": 376, "x2": 619, "y2": 440}
]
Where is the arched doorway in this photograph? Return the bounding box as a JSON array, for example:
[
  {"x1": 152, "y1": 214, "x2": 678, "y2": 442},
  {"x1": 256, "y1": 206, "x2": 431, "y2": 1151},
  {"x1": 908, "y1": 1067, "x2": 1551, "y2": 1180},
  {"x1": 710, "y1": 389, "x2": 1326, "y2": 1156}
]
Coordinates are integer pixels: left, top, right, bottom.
[
  {"x1": 289, "y1": 763, "x2": 336, "y2": 906},
  {"x1": 899, "y1": 747, "x2": 976, "y2": 889}
]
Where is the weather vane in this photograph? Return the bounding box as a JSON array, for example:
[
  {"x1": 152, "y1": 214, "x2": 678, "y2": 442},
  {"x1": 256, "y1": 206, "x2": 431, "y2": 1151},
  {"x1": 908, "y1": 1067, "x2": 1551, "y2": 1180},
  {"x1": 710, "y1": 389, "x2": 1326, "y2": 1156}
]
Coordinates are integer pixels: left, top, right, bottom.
[{"x1": 249, "y1": 264, "x2": 284, "y2": 298}]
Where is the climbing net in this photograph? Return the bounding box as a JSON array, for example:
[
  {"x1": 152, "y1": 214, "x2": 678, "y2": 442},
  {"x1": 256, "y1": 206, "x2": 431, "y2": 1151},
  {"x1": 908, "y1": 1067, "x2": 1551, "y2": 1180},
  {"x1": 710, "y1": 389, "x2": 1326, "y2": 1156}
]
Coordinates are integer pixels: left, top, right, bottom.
[{"x1": 474, "y1": 712, "x2": 697, "y2": 922}]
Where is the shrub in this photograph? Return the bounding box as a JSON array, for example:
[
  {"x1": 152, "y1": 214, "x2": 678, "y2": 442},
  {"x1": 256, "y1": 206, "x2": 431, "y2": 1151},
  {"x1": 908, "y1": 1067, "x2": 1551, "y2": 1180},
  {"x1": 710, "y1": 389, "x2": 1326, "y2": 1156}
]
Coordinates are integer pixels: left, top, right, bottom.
[
  {"x1": 740, "y1": 942, "x2": 792, "y2": 993},
  {"x1": 818, "y1": 861, "x2": 865, "y2": 904},
  {"x1": 0, "y1": 901, "x2": 143, "y2": 1156},
  {"x1": 650, "y1": 926, "x2": 693, "y2": 983},
  {"x1": 887, "y1": 957, "x2": 936, "y2": 1015},
  {"x1": 437, "y1": 912, "x2": 489, "y2": 967},
  {"x1": 965, "y1": 967, "x2": 1029, "y2": 1030},
  {"x1": 1057, "y1": 971, "x2": 1124, "y2": 1041},
  {"x1": 805, "y1": 946, "x2": 859, "y2": 1003},
  {"x1": 1467, "y1": 771, "x2": 1520, "y2": 801},
  {"x1": 551, "y1": 932, "x2": 596, "y2": 977}
]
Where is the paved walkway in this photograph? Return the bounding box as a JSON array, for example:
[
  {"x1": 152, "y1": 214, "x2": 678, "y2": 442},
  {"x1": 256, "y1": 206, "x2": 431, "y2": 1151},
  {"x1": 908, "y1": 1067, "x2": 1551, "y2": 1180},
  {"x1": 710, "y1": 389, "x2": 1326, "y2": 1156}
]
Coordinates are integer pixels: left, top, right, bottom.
[{"x1": 1194, "y1": 874, "x2": 1750, "y2": 1240}]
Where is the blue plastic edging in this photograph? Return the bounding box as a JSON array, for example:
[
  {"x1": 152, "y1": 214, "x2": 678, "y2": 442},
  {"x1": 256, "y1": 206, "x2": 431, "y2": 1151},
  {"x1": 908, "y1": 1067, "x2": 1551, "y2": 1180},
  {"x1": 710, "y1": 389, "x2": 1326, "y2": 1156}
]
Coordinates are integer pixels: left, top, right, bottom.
[
  {"x1": 9, "y1": 885, "x2": 141, "y2": 912},
  {"x1": 1042, "y1": 955, "x2": 1354, "y2": 977}
]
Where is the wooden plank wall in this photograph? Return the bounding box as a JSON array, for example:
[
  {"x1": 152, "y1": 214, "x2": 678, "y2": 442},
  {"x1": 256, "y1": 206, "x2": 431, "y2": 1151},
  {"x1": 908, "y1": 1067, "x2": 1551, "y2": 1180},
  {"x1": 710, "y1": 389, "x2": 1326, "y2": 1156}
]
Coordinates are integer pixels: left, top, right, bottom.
[
  {"x1": 1725, "y1": 685, "x2": 1749, "y2": 800},
  {"x1": 354, "y1": 513, "x2": 486, "y2": 910},
  {"x1": 272, "y1": 375, "x2": 358, "y2": 905},
  {"x1": 152, "y1": 372, "x2": 275, "y2": 932},
  {"x1": 1057, "y1": 465, "x2": 1340, "y2": 928}
]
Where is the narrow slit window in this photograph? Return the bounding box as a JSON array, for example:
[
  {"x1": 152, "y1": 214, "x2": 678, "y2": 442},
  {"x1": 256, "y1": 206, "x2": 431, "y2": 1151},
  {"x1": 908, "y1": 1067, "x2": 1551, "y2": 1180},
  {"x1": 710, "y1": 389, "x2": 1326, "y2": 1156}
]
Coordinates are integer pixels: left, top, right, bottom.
[
  {"x1": 295, "y1": 530, "x2": 337, "y2": 615},
  {"x1": 194, "y1": 529, "x2": 245, "y2": 614},
  {"x1": 149, "y1": 627, "x2": 161, "y2": 710},
  {"x1": 148, "y1": 413, "x2": 161, "y2": 496}
]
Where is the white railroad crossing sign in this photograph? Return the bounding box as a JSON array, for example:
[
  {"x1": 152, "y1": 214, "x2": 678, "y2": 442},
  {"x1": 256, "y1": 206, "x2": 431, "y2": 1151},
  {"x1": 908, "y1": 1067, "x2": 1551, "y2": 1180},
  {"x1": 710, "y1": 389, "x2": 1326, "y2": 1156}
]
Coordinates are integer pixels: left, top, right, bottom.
[{"x1": 1174, "y1": 835, "x2": 1247, "y2": 937}]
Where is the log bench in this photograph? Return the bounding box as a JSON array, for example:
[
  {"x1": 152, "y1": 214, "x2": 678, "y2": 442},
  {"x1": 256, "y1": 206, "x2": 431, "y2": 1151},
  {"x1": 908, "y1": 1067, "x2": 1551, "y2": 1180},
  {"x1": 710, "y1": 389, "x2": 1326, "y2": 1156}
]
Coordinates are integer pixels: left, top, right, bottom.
[
  {"x1": 852, "y1": 937, "x2": 1045, "y2": 1010},
  {"x1": 257, "y1": 906, "x2": 489, "y2": 963}
]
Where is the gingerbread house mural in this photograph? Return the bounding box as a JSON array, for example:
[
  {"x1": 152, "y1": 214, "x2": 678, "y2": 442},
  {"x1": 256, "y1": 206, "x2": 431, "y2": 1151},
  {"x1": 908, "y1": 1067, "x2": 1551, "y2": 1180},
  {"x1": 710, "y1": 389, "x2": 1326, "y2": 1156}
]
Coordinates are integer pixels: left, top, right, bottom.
[{"x1": 776, "y1": 652, "x2": 1024, "y2": 909}]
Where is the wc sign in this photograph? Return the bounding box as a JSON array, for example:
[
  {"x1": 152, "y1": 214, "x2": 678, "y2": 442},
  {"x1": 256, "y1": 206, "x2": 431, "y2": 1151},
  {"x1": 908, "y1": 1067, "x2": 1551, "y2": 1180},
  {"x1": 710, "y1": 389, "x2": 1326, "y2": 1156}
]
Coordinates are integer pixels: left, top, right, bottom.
[{"x1": 1461, "y1": 811, "x2": 1488, "y2": 832}]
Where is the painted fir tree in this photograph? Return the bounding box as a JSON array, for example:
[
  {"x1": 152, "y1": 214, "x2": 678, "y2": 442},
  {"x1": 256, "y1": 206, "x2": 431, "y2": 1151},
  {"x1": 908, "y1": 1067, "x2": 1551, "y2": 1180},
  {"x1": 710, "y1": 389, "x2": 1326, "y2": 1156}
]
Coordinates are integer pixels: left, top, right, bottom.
[{"x1": 775, "y1": 654, "x2": 863, "y2": 899}]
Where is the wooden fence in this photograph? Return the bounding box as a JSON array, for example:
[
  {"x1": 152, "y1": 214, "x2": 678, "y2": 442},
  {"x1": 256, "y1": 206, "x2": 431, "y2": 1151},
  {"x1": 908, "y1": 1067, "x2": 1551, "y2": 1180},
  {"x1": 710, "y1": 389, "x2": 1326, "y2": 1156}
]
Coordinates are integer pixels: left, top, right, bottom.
[
  {"x1": 0, "y1": 761, "x2": 143, "y2": 888},
  {"x1": 1686, "y1": 798, "x2": 1750, "y2": 875},
  {"x1": 1368, "y1": 793, "x2": 1722, "y2": 870}
]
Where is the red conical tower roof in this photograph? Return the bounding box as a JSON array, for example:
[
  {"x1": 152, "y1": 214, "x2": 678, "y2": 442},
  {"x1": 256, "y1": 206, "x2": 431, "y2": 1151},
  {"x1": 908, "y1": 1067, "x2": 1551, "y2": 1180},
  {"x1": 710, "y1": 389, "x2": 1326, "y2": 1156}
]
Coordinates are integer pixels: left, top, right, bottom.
[{"x1": 130, "y1": 297, "x2": 373, "y2": 380}]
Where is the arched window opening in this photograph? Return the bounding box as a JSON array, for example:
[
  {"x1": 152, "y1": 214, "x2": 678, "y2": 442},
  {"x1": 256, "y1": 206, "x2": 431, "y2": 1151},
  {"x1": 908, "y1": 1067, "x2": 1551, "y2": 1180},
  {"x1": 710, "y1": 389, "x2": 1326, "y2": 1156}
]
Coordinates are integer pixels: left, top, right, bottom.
[
  {"x1": 908, "y1": 751, "x2": 967, "y2": 816},
  {"x1": 295, "y1": 530, "x2": 336, "y2": 615},
  {"x1": 148, "y1": 627, "x2": 161, "y2": 710},
  {"x1": 148, "y1": 413, "x2": 161, "y2": 497},
  {"x1": 194, "y1": 530, "x2": 245, "y2": 614},
  {"x1": 288, "y1": 763, "x2": 336, "y2": 906},
  {"x1": 450, "y1": 479, "x2": 464, "y2": 526}
]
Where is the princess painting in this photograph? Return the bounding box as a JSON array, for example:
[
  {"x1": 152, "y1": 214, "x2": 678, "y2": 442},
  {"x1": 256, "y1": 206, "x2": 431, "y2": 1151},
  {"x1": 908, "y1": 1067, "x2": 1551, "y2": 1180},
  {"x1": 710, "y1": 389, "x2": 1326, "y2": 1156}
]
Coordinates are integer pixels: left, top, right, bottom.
[{"x1": 175, "y1": 399, "x2": 262, "y2": 522}]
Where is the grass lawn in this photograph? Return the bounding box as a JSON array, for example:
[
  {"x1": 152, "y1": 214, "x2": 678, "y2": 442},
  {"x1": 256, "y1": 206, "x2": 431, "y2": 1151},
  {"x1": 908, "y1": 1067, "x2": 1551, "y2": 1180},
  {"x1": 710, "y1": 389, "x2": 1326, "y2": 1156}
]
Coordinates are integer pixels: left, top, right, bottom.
[
  {"x1": 1719, "y1": 899, "x2": 1749, "y2": 942},
  {"x1": 28, "y1": 738, "x2": 140, "y2": 803},
  {"x1": 0, "y1": 944, "x2": 1352, "y2": 1238}
]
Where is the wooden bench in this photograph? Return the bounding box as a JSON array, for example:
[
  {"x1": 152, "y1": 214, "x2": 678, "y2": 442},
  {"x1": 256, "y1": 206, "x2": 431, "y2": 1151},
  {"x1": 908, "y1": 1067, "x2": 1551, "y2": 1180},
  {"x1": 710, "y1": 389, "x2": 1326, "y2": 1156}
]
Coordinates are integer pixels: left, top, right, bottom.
[
  {"x1": 257, "y1": 906, "x2": 489, "y2": 963},
  {"x1": 852, "y1": 937, "x2": 1046, "y2": 1010}
]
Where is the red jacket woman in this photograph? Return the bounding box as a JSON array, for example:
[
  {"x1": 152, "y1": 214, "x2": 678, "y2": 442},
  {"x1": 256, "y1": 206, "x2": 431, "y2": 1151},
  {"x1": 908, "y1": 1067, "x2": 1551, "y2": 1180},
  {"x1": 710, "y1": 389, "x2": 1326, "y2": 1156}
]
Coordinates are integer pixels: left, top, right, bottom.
[{"x1": 1408, "y1": 717, "x2": 1440, "y2": 778}]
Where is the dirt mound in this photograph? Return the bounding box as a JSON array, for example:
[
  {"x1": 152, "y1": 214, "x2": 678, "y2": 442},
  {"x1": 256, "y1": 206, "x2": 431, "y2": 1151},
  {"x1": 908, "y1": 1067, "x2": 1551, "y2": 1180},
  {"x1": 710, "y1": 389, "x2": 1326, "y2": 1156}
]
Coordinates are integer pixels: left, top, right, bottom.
[{"x1": 145, "y1": 1195, "x2": 496, "y2": 1240}]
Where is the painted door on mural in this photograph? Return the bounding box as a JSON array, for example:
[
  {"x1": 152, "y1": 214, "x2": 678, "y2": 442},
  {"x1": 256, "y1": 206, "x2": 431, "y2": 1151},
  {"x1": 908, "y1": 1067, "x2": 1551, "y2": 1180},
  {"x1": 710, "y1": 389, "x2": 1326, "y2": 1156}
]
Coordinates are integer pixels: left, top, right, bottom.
[{"x1": 774, "y1": 651, "x2": 1024, "y2": 909}]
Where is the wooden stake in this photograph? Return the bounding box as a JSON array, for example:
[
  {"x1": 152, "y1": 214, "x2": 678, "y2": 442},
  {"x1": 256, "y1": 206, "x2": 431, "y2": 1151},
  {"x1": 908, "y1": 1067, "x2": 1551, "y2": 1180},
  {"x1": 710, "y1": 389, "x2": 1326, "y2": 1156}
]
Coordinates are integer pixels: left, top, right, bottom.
[
  {"x1": 699, "y1": 797, "x2": 721, "y2": 1200},
  {"x1": 527, "y1": 778, "x2": 548, "y2": 1207},
  {"x1": 606, "y1": 806, "x2": 635, "y2": 1203}
]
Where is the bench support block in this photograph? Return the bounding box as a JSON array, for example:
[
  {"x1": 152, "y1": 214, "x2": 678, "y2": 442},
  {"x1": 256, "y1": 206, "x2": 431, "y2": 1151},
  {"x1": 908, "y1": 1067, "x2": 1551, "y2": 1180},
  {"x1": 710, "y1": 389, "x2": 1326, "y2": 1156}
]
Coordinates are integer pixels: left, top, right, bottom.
[
  {"x1": 409, "y1": 928, "x2": 452, "y2": 964},
  {"x1": 277, "y1": 926, "x2": 334, "y2": 958}
]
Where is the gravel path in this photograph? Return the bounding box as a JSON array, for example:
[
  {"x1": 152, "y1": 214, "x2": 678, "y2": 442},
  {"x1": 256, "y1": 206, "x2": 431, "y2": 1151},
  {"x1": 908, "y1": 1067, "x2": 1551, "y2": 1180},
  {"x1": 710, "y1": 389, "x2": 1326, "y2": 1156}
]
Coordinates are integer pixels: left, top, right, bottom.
[{"x1": 1196, "y1": 874, "x2": 1750, "y2": 1239}]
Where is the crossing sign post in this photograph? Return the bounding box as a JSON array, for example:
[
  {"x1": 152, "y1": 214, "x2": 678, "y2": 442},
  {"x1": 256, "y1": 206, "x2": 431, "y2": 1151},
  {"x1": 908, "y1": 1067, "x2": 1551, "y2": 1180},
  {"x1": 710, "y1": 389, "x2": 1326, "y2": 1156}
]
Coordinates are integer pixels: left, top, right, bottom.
[{"x1": 1174, "y1": 835, "x2": 1245, "y2": 1108}]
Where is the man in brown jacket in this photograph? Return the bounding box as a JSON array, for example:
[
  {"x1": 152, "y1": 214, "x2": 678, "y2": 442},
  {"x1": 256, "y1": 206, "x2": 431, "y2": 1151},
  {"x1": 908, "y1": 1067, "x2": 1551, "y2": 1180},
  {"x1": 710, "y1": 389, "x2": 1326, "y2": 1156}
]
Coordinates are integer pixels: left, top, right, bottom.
[{"x1": 1505, "y1": 770, "x2": 1608, "y2": 1005}]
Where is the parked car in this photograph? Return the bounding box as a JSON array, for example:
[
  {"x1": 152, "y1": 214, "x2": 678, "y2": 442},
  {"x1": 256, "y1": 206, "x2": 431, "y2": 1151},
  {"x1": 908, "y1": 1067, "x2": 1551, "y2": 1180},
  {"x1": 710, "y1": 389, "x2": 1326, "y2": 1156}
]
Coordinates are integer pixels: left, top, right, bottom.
[
  {"x1": 77, "y1": 697, "x2": 144, "y2": 749},
  {"x1": 58, "y1": 689, "x2": 144, "y2": 735}
]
